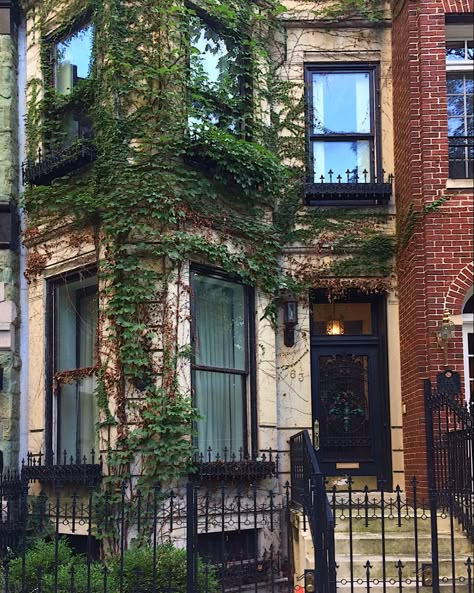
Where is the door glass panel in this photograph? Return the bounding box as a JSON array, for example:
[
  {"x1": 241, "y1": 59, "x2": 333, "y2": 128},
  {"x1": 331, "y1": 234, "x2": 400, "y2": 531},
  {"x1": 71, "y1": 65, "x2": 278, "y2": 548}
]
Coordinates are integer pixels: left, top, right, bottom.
[
  {"x1": 318, "y1": 354, "x2": 371, "y2": 460},
  {"x1": 313, "y1": 302, "x2": 373, "y2": 335}
]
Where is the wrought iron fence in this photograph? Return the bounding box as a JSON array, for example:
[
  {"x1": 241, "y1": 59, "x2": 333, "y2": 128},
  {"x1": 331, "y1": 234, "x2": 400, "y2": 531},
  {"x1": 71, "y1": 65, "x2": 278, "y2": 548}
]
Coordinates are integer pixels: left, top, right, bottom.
[
  {"x1": 0, "y1": 479, "x2": 291, "y2": 593},
  {"x1": 425, "y1": 375, "x2": 474, "y2": 542},
  {"x1": 325, "y1": 477, "x2": 473, "y2": 593}
]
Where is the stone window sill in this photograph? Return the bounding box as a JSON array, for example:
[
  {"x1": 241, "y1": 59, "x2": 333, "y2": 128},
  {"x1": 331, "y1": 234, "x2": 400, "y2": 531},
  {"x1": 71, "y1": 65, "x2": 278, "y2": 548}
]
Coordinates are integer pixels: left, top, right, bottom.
[{"x1": 446, "y1": 178, "x2": 474, "y2": 190}]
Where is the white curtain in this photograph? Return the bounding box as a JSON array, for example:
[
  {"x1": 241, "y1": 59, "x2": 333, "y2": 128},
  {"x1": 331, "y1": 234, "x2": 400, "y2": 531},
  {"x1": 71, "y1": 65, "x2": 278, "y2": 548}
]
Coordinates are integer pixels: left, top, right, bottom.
[{"x1": 193, "y1": 274, "x2": 245, "y2": 456}]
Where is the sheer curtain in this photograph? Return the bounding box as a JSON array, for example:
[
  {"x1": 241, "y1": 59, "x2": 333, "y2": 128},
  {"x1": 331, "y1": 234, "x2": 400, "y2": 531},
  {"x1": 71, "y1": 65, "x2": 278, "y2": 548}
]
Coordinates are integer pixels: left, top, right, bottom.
[
  {"x1": 193, "y1": 273, "x2": 246, "y2": 456},
  {"x1": 56, "y1": 277, "x2": 97, "y2": 461}
]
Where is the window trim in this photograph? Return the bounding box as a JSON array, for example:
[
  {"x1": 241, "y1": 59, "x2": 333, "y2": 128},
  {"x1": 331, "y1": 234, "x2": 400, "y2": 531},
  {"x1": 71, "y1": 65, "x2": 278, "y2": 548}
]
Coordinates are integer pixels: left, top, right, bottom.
[
  {"x1": 304, "y1": 63, "x2": 382, "y2": 185},
  {"x1": 45, "y1": 267, "x2": 97, "y2": 464},
  {"x1": 190, "y1": 264, "x2": 257, "y2": 458},
  {"x1": 445, "y1": 28, "x2": 473, "y2": 180}
]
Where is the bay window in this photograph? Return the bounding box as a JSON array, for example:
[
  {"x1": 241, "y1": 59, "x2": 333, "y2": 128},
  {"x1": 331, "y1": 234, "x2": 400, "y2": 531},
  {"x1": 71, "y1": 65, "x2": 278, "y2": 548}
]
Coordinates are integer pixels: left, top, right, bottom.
[
  {"x1": 191, "y1": 268, "x2": 252, "y2": 456},
  {"x1": 47, "y1": 271, "x2": 98, "y2": 463},
  {"x1": 188, "y1": 5, "x2": 249, "y2": 135}
]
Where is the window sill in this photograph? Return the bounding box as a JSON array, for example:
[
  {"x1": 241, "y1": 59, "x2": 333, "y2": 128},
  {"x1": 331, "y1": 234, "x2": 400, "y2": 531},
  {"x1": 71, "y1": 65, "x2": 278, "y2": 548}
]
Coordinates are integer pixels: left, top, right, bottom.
[
  {"x1": 22, "y1": 140, "x2": 96, "y2": 186},
  {"x1": 446, "y1": 178, "x2": 474, "y2": 190}
]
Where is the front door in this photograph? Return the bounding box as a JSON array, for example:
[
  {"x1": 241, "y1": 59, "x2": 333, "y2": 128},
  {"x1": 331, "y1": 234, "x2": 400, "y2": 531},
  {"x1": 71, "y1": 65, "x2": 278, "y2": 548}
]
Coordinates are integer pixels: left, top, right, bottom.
[{"x1": 310, "y1": 291, "x2": 391, "y2": 482}]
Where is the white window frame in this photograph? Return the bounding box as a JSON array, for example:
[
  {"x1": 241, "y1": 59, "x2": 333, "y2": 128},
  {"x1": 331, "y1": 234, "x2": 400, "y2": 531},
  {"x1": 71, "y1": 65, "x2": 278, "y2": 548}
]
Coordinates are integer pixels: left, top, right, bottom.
[{"x1": 445, "y1": 25, "x2": 473, "y2": 181}]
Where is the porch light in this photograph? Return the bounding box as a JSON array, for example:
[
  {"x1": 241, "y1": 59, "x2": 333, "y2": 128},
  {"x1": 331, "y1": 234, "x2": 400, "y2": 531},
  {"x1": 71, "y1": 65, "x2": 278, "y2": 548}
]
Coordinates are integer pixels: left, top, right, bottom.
[
  {"x1": 436, "y1": 309, "x2": 455, "y2": 366},
  {"x1": 436, "y1": 309, "x2": 454, "y2": 343},
  {"x1": 281, "y1": 291, "x2": 298, "y2": 347},
  {"x1": 326, "y1": 303, "x2": 344, "y2": 335}
]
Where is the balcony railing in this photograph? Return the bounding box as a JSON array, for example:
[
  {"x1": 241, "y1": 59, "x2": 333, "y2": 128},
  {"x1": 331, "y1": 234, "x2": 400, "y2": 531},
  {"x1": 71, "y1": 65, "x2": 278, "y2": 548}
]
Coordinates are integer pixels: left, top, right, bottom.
[
  {"x1": 192, "y1": 448, "x2": 278, "y2": 481},
  {"x1": 305, "y1": 169, "x2": 393, "y2": 206},
  {"x1": 22, "y1": 139, "x2": 96, "y2": 186},
  {"x1": 22, "y1": 450, "x2": 102, "y2": 485},
  {"x1": 449, "y1": 136, "x2": 473, "y2": 180}
]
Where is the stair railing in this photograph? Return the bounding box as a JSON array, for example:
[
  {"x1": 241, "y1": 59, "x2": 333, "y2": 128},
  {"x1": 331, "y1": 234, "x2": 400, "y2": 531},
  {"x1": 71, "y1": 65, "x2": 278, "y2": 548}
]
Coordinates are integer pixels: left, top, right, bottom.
[{"x1": 289, "y1": 430, "x2": 336, "y2": 593}]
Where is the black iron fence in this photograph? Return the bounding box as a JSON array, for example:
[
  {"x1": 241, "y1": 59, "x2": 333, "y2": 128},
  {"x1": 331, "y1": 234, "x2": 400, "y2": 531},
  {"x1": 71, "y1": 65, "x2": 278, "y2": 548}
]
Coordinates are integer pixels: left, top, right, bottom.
[
  {"x1": 425, "y1": 375, "x2": 474, "y2": 543},
  {"x1": 0, "y1": 479, "x2": 291, "y2": 593}
]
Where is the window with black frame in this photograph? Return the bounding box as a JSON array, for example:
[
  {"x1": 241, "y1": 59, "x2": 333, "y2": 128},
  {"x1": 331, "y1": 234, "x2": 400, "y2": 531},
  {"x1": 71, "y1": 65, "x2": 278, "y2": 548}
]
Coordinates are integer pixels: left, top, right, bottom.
[
  {"x1": 188, "y1": 10, "x2": 248, "y2": 134},
  {"x1": 304, "y1": 64, "x2": 392, "y2": 205},
  {"x1": 191, "y1": 269, "x2": 250, "y2": 457},
  {"x1": 307, "y1": 65, "x2": 376, "y2": 183},
  {"x1": 48, "y1": 22, "x2": 93, "y2": 150},
  {"x1": 49, "y1": 271, "x2": 98, "y2": 463}
]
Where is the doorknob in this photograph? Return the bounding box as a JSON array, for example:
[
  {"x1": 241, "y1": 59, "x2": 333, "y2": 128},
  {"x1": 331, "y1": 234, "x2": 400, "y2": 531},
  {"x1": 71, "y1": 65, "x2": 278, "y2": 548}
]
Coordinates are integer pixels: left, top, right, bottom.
[{"x1": 313, "y1": 419, "x2": 320, "y2": 450}]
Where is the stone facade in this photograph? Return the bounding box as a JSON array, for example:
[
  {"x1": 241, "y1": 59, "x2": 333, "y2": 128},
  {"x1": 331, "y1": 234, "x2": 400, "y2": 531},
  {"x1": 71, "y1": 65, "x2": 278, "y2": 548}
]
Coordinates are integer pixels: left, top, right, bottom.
[{"x1": 0, "y1": 4, "x2": 20, "y2": 469}]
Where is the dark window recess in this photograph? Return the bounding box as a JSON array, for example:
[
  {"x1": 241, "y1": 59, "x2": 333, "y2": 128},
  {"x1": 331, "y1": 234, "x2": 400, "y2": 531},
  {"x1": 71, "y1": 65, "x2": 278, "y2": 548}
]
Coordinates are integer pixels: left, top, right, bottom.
[
  {"x1": 188, "y1": 4, "x2": 250, "y2": 136},
  {"x1": 0, "y1": 202, "x2": 17, "y2": 250},
  {"x1": 22, "y1": 23, "x2": 95, "y2": 186},
  {"x1": 305, "y1": 65, "x2": 392, "y2": 205}
]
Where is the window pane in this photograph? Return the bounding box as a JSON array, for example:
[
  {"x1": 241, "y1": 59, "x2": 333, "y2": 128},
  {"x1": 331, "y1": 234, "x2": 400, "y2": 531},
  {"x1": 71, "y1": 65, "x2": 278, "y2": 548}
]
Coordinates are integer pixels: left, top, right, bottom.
[
  {"x1": 447, "y1": 94, "x2": 465, "y2": 116},
  {"x1": 446, "y1": 40, "x2": 466, "y2": 61},
  {"x1": 193, "y1": 273, "x2": 246, "y2": 371},
  {"x1": 468, "y1": 332, "x2": 473, "y2": 353},
  {"x1": 56, "y1": 275, "x2": 97, "y2": 371},
  {"x1": 448, "y1": 117, "x2": 465, "y2": 136},
  {"x1": 313, "y1": 140, "x2": 371, "y2": 181},
  {"x1": 312, "y1": 72, "x2": 371, "y2": 134},
  {"x1": 190, "y1": 20, "x2": 232, "y2": 85},
  {"x1": 468, "y1": 39, "x2": 474, "y2": 60},
  {"x1": 59, "y1": 377, "x2": 96, "y2": 461},
  {"x1": 55, "y1": 24, "x2": 93, "y2": 94},
  {"x1": 194, "y1": 370, "x2": 244, "y2": 455},
  {"x1": 313, "y1": 303, "x2": 373, "y2": 335},
  {"x1": 446, "y1": 74, "x2": 464, "y2": 94}
]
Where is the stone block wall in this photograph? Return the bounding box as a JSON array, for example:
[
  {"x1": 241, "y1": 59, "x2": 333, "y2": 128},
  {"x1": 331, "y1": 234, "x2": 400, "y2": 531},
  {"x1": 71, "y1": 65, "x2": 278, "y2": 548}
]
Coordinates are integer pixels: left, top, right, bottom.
[{"x1": 0, "y1": 15, "x2": 20, "y2": 468}]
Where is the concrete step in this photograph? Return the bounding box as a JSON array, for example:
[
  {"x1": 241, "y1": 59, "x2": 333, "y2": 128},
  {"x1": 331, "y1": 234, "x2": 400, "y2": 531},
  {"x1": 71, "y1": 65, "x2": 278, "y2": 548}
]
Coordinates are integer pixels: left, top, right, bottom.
[
  {"x1": 333, "y1": 515, "x2": 466, "y2": 535},
  {"x1": 335, "y1": 533, "x2": 473, "y2": 556},
  {"x1": 334, "y1": 556, "x2": 471, "y2": 580},
  {"x1": 335, "y1": 582, "x2": 471, "y2": 593}
]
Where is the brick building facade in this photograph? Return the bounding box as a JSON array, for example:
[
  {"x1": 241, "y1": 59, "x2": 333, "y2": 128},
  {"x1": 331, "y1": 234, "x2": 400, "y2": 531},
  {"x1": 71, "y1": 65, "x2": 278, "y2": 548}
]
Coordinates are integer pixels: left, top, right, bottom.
[{"x1": 392, "y1": 0, "x2": 474, "y2": 485}]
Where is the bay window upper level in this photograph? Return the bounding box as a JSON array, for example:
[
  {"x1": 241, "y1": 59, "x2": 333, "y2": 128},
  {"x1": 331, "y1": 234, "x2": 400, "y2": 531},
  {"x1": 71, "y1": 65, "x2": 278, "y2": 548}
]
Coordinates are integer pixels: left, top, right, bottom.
[
  {"x1": 304, "y1": 64, "x2": 392, "y2": 206},
  {"x1": 23, "y1": 19, "x2": 96, "y2": 187}
]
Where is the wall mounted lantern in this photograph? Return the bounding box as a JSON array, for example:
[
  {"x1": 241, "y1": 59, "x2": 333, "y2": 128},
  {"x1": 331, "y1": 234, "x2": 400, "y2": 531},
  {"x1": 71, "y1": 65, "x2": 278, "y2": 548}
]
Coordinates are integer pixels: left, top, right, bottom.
[
  {"x1": 436, "y1": 309, "x2": 455, "y2": 366},
  {"x1": 281, "y1": 291, "x2": 298, "y2": 347}
]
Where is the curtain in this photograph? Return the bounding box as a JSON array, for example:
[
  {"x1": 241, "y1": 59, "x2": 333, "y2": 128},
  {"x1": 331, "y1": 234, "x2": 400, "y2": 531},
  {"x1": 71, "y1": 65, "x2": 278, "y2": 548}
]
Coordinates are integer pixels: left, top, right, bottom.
[{"x1": 193, "y1": 274, "x2": 246, "y2": 456}]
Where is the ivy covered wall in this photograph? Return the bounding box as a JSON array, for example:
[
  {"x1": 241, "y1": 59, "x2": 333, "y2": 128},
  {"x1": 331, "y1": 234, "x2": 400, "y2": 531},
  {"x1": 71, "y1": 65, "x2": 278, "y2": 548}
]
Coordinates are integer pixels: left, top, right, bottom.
[{"x1": 21, "y1": 0, "x2": 397, "y2": 489}]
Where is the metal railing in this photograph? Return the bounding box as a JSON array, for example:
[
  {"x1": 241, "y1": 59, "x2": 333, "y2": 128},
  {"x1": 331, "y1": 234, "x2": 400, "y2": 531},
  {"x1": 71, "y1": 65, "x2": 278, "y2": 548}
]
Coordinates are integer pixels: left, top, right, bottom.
[
  {"x1": 305, "y1": 169, "x2": 393, "y2": 205},
  {"x1": 289, "y1": 430, "x2": 336, "y2": 593},
  {"x1": 0, "y1": 479, "x2": 291, "y2": 593},
  {"x1": 425, "y1": 376, "x2": 474, "y2": 542}
]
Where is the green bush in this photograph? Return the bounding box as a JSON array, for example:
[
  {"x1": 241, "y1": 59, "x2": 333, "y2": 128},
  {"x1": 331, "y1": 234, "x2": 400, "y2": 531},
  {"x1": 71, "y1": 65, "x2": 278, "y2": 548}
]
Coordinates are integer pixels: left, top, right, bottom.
[
  {"x1": 108, "y1": 544, "x2": 217, "y2": 593},
  {"x1": 5, "y1": 539, "x2": 104, "y2": 593},
  {"x1": 4, "y1": 539, "x2": 217, "y2": 593}
]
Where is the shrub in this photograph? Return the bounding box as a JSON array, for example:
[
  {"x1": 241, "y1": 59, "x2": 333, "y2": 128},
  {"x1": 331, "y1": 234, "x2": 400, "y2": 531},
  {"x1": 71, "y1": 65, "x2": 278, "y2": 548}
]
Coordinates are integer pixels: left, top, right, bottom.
[{"x1": 3, "y1": 539, "x2": 217, "y2": 593}]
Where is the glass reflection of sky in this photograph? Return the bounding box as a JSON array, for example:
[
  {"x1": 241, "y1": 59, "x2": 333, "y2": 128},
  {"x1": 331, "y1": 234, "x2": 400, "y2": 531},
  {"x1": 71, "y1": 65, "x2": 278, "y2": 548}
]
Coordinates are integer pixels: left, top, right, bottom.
[
  {"x1": 193, "y1": 29, "x2": 228, "y2": 84},
  {"x1": 57, "y1": 25, "x2": 93, "y2": 79}
]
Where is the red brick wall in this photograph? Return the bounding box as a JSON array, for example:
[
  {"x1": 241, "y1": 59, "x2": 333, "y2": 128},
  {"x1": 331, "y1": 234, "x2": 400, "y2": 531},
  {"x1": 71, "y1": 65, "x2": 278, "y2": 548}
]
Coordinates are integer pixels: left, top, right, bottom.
[{"x1": 392, "y1": 0, "x2": 474, "y2": 491}]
